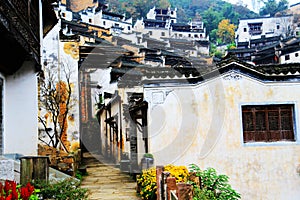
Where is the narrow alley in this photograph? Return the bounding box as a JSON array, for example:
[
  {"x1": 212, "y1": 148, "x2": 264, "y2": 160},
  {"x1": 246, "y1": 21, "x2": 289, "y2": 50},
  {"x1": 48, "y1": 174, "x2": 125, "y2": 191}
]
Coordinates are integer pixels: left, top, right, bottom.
[{"x1": 80, "y1": 152, "x2": 140, "y2": 200}]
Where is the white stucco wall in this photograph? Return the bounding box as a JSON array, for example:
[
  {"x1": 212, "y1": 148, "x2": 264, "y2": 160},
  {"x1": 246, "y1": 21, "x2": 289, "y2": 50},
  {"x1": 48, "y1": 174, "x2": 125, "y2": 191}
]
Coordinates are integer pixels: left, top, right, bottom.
[
  {"x1": 172, "y1": 31, "x2": 206, "y2": 40},
  {"x1": 145, "y1": 28, "x2": 169, "y2": 40},
  {"x1": 59, "y1": 4, "x2": 73, "y2": 21},
  {"x1": 236, "y1": 16, "x2": 293, "y2": 42},
  {"x1": 280, "y1": 50, "x2": 300, "y2": 64},
  {"x1": 144, "y1": 70, "x2": 300, "y2": 199},
  {"x1": 4, "y1": 62, "x2": 38, "y2": 155}
]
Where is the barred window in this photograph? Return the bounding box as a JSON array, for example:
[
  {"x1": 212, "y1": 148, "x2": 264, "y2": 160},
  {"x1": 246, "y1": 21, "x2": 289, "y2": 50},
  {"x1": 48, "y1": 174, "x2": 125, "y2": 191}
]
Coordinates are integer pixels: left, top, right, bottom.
[{"x1": 242, "y1": 105, "x2": 295, "y2": 143}]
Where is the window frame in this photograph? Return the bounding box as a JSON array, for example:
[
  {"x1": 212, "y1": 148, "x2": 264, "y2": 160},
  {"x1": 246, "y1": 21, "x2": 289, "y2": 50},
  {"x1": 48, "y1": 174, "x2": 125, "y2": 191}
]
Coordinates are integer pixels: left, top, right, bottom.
[
  {"x1": 285, "y1": 54, "x2": 290, "y2": 61},
  {"x1": 240, "y1": 102, "x2": 298, "y2": 146}
]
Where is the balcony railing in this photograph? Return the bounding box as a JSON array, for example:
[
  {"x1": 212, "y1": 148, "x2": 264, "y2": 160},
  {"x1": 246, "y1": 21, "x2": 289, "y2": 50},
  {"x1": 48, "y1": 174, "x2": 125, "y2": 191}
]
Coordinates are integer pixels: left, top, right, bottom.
[
  {"x1": 249, "y1": 29, "x2": 262, "y2": 35},
  {"x1": 0, "y1": 0, "x2": 40, "y2": 63}
]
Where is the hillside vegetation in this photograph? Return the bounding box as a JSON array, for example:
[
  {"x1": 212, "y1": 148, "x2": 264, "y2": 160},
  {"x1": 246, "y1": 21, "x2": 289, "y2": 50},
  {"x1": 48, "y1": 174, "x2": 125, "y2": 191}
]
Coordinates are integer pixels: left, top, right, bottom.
[
  {"x1": 104, "y1": 0, "x2": 289, "y2": 45},
  {"x1": 106, "y1": 0, "x2": 258, "y2": 40}
]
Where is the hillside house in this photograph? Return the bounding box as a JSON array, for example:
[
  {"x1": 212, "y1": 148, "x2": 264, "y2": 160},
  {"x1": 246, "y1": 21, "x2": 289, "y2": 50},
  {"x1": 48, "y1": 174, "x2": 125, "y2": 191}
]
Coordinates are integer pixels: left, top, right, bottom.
[
  {"x1": 58, "y1": 1, "x2": 133, "y2": 35},
  {"x1": 0, "y1": 0, "x2": 57, "y2": 155},
  {"x1": 230, "y1": 15, "x2": 293, "y2": 62},
  {"x1": 278, "y1": 37, "x2": 300, "y2": 64},
  {"x1": 134, "y1": 7, "x2": 210, "y2": 56},
  {"x1": 236, "y1": 15, "x2": 293, "y2": 43},
  {"x1": 229, "y1": 15, "x2": 300, "y2": 64}
]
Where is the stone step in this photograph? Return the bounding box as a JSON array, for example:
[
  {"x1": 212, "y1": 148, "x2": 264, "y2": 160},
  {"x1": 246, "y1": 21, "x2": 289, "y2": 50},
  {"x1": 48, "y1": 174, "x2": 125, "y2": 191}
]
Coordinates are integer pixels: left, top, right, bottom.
[{"x1": 80, "y1": 152, "x2": 140, "y2": 199}]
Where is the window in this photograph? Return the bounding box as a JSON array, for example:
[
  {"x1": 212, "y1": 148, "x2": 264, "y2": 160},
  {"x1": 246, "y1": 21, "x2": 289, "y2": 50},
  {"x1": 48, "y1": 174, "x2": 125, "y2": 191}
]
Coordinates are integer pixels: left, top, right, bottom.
[
  {"x1": 89, "y1": 18, "x2": 92, "y2": 23},
  {"x1": 248, "y1": 23, "x2": 263, "y2": 35},
  {"x1": 161, "y1": 32, "x2": 165, "y2": 36},
  {"x1": 62, "y1": 12, "x2": 66, "y2": 18},
  {"x1": 149, "y1": 31, "x2": 152, "y2": 35},
  {"x1": 296, "y1": 53, "x2": 299, "y2": 57},
  {"x1": 128, "y1": 26, "x2": 131, "y2": 30},
  {"x1": 285, "y1": 54, "x2": 290, "y2": 60},
  {"x1": 244, "y1": 28, "x2": 247, "y2": 32},
  {"x1": 188, "y1": 34, "x2": 191, "y2": 37},
  {"x1": 242, "y1": 104, "x2": 295, "y2": 143},
  {"x1": 277, "y1": 24, "x2": 280, "y2": 29},
  {"x1": 103, "y1": 21, "x2": 106, "y2": 25}
]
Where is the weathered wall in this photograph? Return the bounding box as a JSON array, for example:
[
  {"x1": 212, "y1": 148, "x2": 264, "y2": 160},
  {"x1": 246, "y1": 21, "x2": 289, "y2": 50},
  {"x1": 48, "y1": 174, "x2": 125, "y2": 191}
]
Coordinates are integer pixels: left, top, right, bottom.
[
  {"x1": 4, "y1": 61, "x2": 39, "y2": 155},
  {"x1": 40, "y1": 22, "x2": 80, "y2": 153},
  {"x1": 144, "y1": 71, "x2": 300, "y2": 199}
]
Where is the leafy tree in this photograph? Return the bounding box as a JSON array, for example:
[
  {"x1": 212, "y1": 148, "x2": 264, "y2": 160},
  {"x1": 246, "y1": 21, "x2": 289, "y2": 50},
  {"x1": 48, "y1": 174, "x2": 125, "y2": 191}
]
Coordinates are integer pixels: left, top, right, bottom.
[
  {"x1": 189, "y1": 164, "x2": 241, "y2": 200},
  {"x1": 202, "y1": 7, "x2": 223, "y2": 37},
  {"x1": 259, "y1": 0, "x2": 288, "y2": 17},
  {"x1": 157, "y1": 0, "x2": 171, "y2": 8},
  {"x1": 222, "y1": 4, "x2": 239, "y2": 25},
  {"x1": 217, "y1": 19, "x2": 236, "y2": 44}
]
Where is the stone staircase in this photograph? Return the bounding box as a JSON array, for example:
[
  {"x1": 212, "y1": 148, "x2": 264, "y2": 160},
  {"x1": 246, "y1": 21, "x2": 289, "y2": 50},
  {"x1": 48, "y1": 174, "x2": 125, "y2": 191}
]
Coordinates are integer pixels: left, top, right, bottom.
[{"x1": 80, "y1": 152, "x2": 140, "y2": 200}]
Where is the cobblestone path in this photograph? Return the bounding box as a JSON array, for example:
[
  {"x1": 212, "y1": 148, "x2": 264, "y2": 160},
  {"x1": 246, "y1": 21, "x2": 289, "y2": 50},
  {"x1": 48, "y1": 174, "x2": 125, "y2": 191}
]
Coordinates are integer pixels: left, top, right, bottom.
[{"x1": 80, "y1": 152, "x2": 140, "y2": 200}]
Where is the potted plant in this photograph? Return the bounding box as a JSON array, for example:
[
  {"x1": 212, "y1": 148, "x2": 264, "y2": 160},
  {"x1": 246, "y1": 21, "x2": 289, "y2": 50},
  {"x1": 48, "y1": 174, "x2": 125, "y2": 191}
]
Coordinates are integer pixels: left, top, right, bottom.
[{"x1": 141, "y1": 153, "x2": 154, "y2": 170}]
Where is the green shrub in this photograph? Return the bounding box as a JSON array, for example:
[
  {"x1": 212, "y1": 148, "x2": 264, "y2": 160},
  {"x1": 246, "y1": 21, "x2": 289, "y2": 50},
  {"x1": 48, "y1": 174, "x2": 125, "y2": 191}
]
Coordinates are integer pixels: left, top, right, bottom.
[
  {"x1": 75, "y1": 170, "x2": 88, "y2": 181},
  {"x1": 189, "y1": 164, "x2": 241, "y2": 200},
  {"x1": 32, "y1": 178, "x2": 89, "y2": 200}
]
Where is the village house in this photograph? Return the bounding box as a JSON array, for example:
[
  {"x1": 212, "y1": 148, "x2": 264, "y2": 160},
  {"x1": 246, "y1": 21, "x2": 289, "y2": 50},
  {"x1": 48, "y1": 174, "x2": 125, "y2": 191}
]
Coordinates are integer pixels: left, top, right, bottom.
[
  {"x1": 235, "y1": 15, "x2": 293, "y2": 43},
  {"x1": 228, "y1": 14, "x2": 299, "y2": 64},
  {"x1": 59, "y1": 1, "x2": 133, "y2": 35},
  {"x1": 278, "y1": 37, "x2": 300, "y2": 64},
  {"x1": 38, "y1": 3, "x2": 117, "y2": 170},
  {"x1": 0, "y1": 0, "x2": 57, "y2": 156},
  {"x1": 37, "y1": 1, "x2": 300, "y2": 199},
  {"x1": 93, "y1": 53, "x2": 300, "y2": 199},
  {"x1": 134, "y1": 7, "x2": 210, "y2": 56},
  {"x1": 57, "y1": 1, "x2": 210, "y2": 58}
]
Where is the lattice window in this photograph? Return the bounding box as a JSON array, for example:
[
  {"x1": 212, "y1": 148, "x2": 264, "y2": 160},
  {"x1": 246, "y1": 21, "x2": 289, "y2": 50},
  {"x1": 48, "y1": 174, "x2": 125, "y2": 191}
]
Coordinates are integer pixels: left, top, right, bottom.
[{"x1": 242, "y1": 104, "x2": 295, "y2": 143}]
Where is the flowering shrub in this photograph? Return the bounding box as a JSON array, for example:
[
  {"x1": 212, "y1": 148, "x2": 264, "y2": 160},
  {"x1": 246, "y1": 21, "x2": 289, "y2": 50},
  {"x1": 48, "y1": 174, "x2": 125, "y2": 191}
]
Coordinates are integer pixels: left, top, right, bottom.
[
  {"x1": 164, "y1": 164, "x2": 189, "y2": 183},
  {"x1": 0, "y1": 180, "x2": 39, "y2": 200},
  {"x1": 137, "y1": 167, "x2": 157, "y2": 200},
  {"x1": 137, "y1": 165, "x2": 189, "y2": 200}
]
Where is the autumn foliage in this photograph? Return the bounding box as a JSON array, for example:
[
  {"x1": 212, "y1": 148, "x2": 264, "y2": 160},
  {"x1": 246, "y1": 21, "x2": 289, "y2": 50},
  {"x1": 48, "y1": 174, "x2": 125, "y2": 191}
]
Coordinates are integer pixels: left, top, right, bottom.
[
  {"x1": 57, "y1": 81, "x2": 70, "y2": 151},
  {"x1": 217, "y1": 19, "x2": 236, "y2": 44}
]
